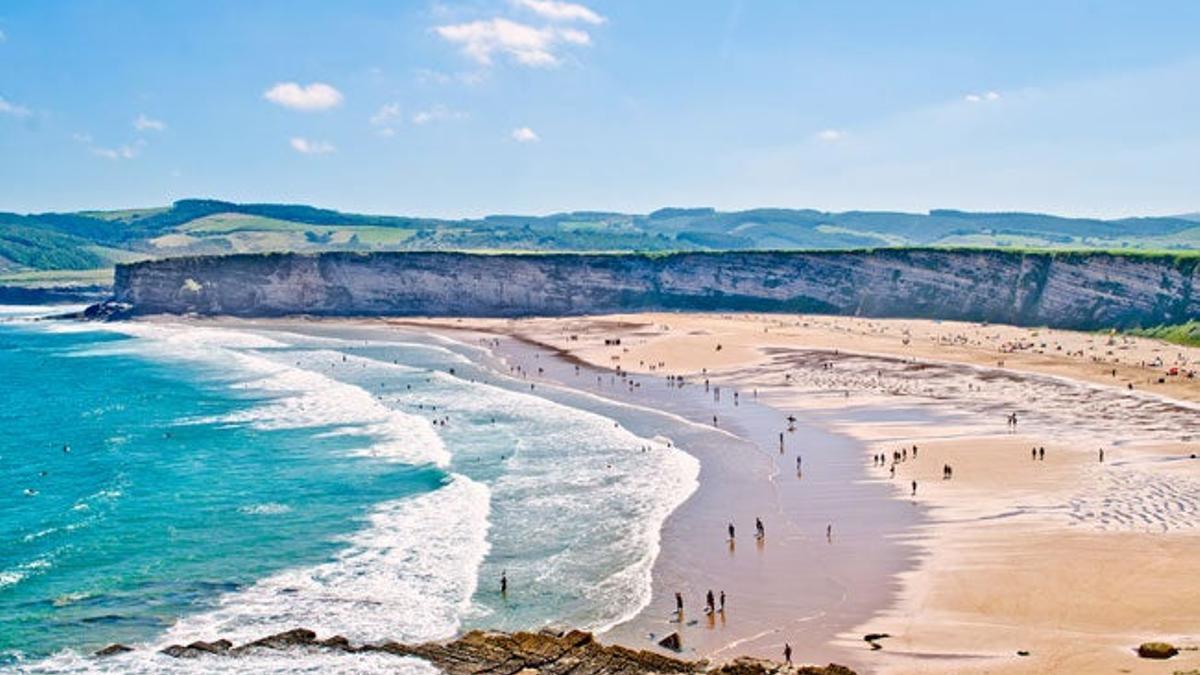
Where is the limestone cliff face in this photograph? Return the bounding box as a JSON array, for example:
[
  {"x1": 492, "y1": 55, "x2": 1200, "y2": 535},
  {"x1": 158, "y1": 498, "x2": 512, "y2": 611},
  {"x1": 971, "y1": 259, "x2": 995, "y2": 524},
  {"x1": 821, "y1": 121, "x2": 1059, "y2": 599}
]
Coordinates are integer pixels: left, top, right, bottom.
[{"x1": 113, "y1": 250, "x2": 1200, "y2": 330}]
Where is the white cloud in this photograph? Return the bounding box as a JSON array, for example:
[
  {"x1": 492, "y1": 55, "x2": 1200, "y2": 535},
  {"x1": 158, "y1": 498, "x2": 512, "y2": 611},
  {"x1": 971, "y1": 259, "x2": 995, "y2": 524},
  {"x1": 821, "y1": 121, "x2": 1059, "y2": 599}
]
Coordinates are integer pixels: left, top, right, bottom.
[
  {"x1": 92, "y1": 139, "x2": 145, "y2": 160},
  {"x1": 133, "y1": 113, "x2": 166, "y2": 131},
  {"x1": 264, "y1": 82, "x2": 343, "y2": 111},
  {"x1": 511, "y1": 126, "x2": 539, "y2": 142},
  {"x1": 370, "y1": 102, "x2": 402, "y2": 136},
  {"x1": 964, "y1": 90, "x2": 1001, "y2": 103},
  {"x1": 815, "y1": 129, "x2": 847, "y2": 142},
  {"x1": 513, "y1": 0, "x2": 605, "y2": 24},
  {"x1": 412, "y1": 105, "x2": 467, "y2": 125},
  {"x1": 434, "y1": 18, "x2": 591, "y2": 67},
  {"x1": 0, "y1": 96, "x2": 31, "y2": 118},
  {"x1": 71, "y1": 132, "x2": 144, "y2": 160},
  {"x1": 290, "y1": 137, "x2": 336, "y2": 155}
]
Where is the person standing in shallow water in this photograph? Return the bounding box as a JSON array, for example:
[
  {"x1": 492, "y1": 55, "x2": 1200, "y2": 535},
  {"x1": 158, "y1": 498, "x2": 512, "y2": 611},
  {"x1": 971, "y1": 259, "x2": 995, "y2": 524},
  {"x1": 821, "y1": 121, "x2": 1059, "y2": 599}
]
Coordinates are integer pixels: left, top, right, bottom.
[
  {"x1": 706, "y1": 589, "x2": 715, "y2": 614},
  {"x1": 500, "y1": 570, "x2": 507, "y2": 596}
]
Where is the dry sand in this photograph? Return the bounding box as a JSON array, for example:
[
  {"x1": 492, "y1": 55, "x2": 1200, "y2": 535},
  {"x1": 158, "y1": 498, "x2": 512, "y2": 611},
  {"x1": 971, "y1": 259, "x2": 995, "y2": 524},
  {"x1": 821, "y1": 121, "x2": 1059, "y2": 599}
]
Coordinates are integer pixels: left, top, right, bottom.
[{"x1": 401, "y1": 313, "x2": 1200, "y2": 674}]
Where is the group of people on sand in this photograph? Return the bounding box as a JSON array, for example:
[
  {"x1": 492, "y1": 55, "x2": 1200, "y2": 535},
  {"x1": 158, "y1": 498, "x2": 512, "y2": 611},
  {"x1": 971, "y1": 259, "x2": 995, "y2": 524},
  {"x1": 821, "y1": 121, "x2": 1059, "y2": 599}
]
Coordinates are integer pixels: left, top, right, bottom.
[{"x1": 673, "y1": 589, "x2": 727, "y2": 617}]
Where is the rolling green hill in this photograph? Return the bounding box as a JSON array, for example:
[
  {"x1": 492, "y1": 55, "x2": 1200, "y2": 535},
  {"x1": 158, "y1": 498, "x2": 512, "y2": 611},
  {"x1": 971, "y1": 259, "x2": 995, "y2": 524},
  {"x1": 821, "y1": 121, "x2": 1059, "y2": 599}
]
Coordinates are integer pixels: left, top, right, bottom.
[{"x1": 2, "y1": 198, "x2": 1200, "y2": 286}]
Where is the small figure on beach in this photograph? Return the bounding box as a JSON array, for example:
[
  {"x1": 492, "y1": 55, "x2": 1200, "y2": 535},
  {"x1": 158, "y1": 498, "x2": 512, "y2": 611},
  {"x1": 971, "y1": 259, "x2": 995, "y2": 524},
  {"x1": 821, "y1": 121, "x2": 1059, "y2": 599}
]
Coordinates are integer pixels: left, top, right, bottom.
[
  {"x1": 783, "y1": 643, "x2": 792, "y2": 664},
  {"x1": 713, "y1": 415, "x2": 718, "y2": 427},
  {"x1": 719, "y1": 591, "x2": 726, "y2": 612},
  {"x1": 889, "y1": 464, "x2": 895, "y2": 478},
  {"x1": 911, "y1": 480, "x2": 917, "y2": 496},
  {"x1": 912, "y1": 445, "x2": 918, "y2": 458},
  {"x1": 500, "y1": 570, "x2": 507, "y2": 596},
  {"x1": 942, "y1": 464, "x2": 953, "y2": 480},
  {"x1": 755, "y1": 517, "x2": 765, "y2": 540},
  {"x1": 1039, "y1": 447, "x2": 1045, "y2": 461},
  {"x1": 675, "y1": 592, "x2": 684, "y2": 615},
  {"x1": 706, "y1": 589, "x2": 715, "y2": 614},
  {"x1": 728, "y1": 522, "x2": 736, "y2": 541},
  {"x1": 796, "y1": 455, "x2": 802, "y2": 471},
  {"x1": 826, "y1": 523, "x2": 832, "y2": 542},
  {"x1": 1031, "y1": 447, "x2": 1037, "y2": 460},
  {"x1": 779, "y1": 432, "x2": 784, "y2": 453},
  {"x1": 1099, "y1": 448, "x2": 1105, "y2": 463}
]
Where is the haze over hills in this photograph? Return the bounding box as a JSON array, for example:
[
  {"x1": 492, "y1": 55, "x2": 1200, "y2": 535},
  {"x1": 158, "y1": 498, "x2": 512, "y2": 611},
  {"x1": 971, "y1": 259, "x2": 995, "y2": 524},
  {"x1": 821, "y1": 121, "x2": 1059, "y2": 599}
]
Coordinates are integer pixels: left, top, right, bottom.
[{"x1": 3, "y1": 198, "x2": 1200, "y2": 288}]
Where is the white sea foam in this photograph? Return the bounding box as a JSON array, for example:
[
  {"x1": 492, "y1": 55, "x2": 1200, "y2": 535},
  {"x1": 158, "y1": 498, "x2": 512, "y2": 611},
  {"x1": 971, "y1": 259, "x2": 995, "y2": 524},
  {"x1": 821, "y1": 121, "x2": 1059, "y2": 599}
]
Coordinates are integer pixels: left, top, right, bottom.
[
  {"x1": 160, "y1": 474, "x2": 491, "y2": 646},
  {"x1": 353, "y1": 352, "x2": 701, "y2": 633},
  {"x1": 61, "y1": 323, "x2": 449, "y2": 467}
]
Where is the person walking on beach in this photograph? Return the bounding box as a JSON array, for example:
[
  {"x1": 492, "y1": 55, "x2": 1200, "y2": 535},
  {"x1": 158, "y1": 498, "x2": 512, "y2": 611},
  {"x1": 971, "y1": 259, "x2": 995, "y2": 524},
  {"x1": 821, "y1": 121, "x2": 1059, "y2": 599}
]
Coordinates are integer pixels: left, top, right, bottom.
[
  {"x1": 706, "y1": 589, "x2": 715, "y2": 614},
  {"x1": 911, "y1": 480, "x2": 917, "y2": 496},
  {"x1": 783, "y1": 643, "x2": 792, "y2": 664},
  {"x1": 719, "y1": 591, "x2": 726, "y2": 612},
  {"x1": 826, "y1": 523, "x2": 832, "y2": 542},
  {"x1": 728, "y1": 522, "x2": 736, "y2": 541},
  {"x1": 1099, "y1": 448, "x2": 1105, "y2": 462},
  {"x1": 1039, "y1": 447, "x2": 1045, "y2": 461},
  {"x1": 675, "y1": 592, "x2": 684, "y2": 615},
  {"x1": 1031, "y1": 447, "x2": 1037, "y2": 460},
  {"x1": 755, "y1": 517, "x2": 765, "y2": 540}
]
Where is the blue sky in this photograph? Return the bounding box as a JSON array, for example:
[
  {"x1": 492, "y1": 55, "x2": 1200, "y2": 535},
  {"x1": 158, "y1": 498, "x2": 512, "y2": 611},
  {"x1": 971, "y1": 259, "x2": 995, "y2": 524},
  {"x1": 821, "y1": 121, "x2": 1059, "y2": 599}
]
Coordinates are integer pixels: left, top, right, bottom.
[{"x1": 0, "y1": 0, "x2": 1198, "y2": 218}]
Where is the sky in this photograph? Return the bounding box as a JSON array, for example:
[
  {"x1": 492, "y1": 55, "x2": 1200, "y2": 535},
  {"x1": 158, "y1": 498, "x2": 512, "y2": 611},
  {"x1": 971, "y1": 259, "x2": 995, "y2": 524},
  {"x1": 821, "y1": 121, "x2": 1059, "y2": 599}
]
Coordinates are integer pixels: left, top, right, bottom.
[{"x1": 0, "y1": 0, "x2": 1198, "y2": 218}]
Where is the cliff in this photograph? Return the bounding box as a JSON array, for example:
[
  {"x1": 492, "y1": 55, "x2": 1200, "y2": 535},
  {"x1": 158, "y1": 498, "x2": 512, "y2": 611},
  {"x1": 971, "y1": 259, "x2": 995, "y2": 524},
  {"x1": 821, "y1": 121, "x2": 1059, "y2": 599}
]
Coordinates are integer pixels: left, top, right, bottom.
[{"x1": 111, "y1": 249, "x2": 1200, "y2": 330}]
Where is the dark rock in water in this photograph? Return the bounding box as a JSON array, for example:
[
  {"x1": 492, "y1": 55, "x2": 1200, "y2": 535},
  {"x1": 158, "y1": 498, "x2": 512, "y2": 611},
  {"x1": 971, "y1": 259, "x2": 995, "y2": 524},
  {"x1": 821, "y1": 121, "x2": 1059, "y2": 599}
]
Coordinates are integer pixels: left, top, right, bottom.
[
  {"x1": 146, "y1": 626, "x2": 856, "y2": 674},
  {"x1": 1136, "y1": 641, "x2": 1178, "y2": 659},
  {"x1": 73, "y1": 300, "x2": 133, "y2": 322},
  {"x1": 94, "y1": 643, "x2": 133, "y2": 657},
  {"x1": 233, "y1": 628, "x2": 318, "y2": 653},
  {"x1": 161, "y1": 639, "x2": 233, "y2": 658},
  {"x1": 658, "y1": 631, "x2": 683, "y2": 652},
  {"x1": 319, "y1": 635, "x2": 352, "y2": 650}
]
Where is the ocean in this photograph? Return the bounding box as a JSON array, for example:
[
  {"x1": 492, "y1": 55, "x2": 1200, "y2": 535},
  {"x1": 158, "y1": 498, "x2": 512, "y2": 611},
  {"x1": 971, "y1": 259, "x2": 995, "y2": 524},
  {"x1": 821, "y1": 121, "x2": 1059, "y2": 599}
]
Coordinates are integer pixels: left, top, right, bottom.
[{"x1": 0, "y1": 307, "x2": 698, "y2": 673}]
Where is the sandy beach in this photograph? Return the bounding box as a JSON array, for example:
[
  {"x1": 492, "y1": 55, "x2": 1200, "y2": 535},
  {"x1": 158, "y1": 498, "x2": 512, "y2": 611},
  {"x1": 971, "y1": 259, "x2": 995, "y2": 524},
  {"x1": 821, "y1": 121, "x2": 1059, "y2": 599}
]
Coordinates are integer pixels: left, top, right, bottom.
[{"x1": 394, "y1": 313, "x2": 1200, "y2": 674}]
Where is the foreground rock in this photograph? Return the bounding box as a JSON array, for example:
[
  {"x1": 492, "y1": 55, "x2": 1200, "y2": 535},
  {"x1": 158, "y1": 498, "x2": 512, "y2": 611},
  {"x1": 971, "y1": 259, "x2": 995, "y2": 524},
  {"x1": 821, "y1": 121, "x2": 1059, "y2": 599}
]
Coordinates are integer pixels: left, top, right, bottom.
[
  {"x1": 99, "y1": 627, "x2": 855, "y2": 674},
  {"x1": 1136, "y1": 641, "x2": 1178, "y2": 659}
]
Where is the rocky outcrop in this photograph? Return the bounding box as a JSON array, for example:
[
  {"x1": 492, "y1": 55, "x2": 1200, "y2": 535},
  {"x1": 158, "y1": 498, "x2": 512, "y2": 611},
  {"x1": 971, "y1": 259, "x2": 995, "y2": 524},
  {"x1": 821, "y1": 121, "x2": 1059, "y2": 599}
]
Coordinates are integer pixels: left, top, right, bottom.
[
  {"x1": 110, "y1": 250, "x2": 1200, "y2": 330},
  {"x1": 97, "y1": 628, "x2": 855, "y2": 674}
]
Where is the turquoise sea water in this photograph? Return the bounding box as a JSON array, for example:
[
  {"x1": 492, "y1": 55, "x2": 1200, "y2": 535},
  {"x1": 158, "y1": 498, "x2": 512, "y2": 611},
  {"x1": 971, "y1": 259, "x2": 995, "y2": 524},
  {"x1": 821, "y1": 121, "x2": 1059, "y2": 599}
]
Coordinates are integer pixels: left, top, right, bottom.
[{"x1": 0, "y1": 308, "x2": 698, "y2": 673}]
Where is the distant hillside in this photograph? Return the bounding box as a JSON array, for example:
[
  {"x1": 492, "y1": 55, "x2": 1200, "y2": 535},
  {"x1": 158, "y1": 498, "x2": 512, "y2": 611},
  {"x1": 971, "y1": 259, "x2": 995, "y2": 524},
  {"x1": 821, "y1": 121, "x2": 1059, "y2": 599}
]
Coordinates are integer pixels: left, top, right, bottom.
[{"x1": 4, "y1": 198, "x2": 1200, "y2": 286}]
